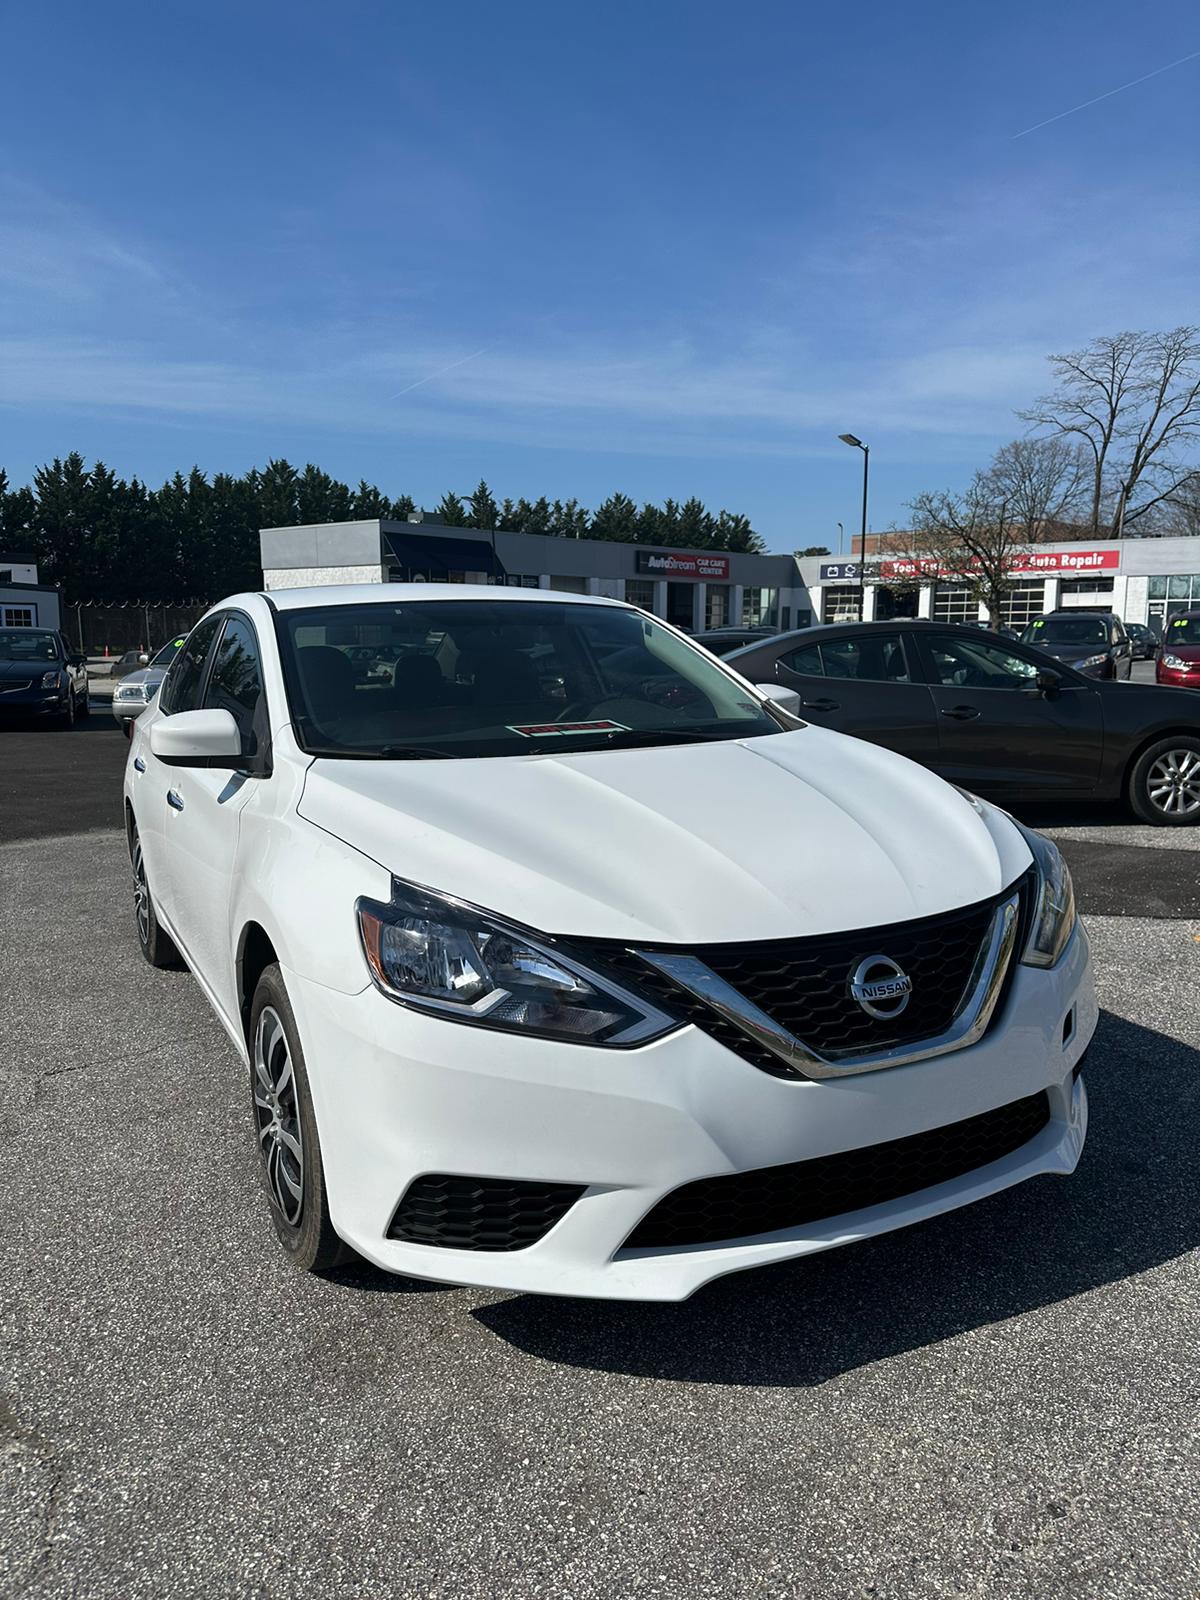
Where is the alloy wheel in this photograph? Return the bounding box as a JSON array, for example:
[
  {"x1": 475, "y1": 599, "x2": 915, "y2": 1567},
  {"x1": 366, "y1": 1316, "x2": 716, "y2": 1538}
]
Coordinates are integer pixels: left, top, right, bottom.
[
  {"x1": 132, "y1": 837, "x2": 150, "y2": 947},
  {"x1": 253, "y1": 1006, "x2": 305, "y2": 1226},
  {"x1": 1146, "y1": 748, "x2": 1200, "y2": 817}
]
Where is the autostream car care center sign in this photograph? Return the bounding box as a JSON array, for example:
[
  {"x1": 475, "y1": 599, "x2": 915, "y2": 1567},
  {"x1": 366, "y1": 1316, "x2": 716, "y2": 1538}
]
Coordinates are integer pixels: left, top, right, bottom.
[
  {"x1": 877, "y1": 548, "x2": 1121, "y2": 580},
  {"x1": 636, "y1": 550, "x2": 732, "y2": 580}
]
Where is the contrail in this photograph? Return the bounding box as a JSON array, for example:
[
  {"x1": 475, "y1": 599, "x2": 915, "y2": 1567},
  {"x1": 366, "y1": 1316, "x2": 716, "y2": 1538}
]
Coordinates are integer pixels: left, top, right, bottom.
[
  {"x1": 388, "y1": 347, "x2": 490, "y2": 399},
  {"x1": 1013, "y1": 47, "x2": 1200, "y2": 138}
]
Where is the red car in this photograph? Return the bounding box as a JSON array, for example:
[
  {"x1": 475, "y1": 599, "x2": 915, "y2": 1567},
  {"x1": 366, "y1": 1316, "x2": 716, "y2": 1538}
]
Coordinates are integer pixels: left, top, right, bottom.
[{"x1": 1157, "y1": 613, "x2": 1200, "y2": 686}]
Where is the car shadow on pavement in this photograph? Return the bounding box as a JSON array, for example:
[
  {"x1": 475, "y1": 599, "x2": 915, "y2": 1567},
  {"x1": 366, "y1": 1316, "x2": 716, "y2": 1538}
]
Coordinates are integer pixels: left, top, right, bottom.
[{"x1": 472, "y1": 1010, "x2": 1200, "y2": 1385}]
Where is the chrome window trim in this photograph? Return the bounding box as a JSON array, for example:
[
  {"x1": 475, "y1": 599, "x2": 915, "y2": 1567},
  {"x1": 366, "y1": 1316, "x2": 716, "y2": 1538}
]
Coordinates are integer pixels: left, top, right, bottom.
[{"x1": 634, "y1": 891, "x2": 1021, "y2": 1080}]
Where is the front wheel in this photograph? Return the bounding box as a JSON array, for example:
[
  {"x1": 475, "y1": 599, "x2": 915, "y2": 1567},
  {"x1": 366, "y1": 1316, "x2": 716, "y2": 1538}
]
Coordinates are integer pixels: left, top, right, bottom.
[
  {"x1": 57, "y1": 690, "x2": 76, "y2": 729},
  {"x1": 249, "y1": 965, "x2": 350, "y2": 1272},
  {"x1": 1128, "y1": 737, "x2": 1200, "y2": 825},
  {"x1": 131, "y1": 825, "x2": 181, "y2": 966}
]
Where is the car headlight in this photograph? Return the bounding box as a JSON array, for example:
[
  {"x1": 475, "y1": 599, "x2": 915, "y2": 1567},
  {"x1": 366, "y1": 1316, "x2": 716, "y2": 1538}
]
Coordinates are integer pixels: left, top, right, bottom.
[
  {"x1": 1074, "y1": 654, "x2": 1108, "y2": 670},
  {"x1": 1162, "y1": 654, "x2": 1188, "y2": 670},
  {"x1": 40, "y1": 670, "x2": 61, "y2": 689},
  {"x1": 1014, "y1": 823, "x2": 1076, "y2": 968},
  {"x1": 117, "y1": 683, "x2": 151, "y2": 701},
  {"x1": 356, "y1": 880, "x2": 677, "y2": 1046}
]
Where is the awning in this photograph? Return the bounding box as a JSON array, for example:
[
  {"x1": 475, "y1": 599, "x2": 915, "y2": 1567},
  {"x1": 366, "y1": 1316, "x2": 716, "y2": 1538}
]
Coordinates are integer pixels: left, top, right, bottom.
[{"x1": 384, "y1": 531, "x2": 506, "y2": 579}]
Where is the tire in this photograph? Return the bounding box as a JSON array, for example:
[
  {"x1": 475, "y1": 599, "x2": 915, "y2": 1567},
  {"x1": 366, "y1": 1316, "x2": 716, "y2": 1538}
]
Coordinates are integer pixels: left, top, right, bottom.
[
  {"x1": 130, "y1": 824, "x2": 182, "y2": 967},
  {"x1": 57, "y1": 690, "x2": 76, "y2": 729},
  {"x1": 1128, "y1": 736, "x2": 1200, "y2": 826},
  {"x1": 77, "y1": 684, "x2": 91, "y2": 716},
  {"x1": 248, "y1": 964, "x2": 350, "y2": 1273}
]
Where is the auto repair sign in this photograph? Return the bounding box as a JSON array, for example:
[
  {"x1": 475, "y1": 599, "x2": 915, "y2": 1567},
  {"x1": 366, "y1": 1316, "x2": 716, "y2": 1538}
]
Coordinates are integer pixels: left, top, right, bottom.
[
  {"x1": 635, "y1": 550, "x2": 731, "y2": 580},
  {"x1": 879, "y1": 548, "x2": 1120, "y2": 579}
]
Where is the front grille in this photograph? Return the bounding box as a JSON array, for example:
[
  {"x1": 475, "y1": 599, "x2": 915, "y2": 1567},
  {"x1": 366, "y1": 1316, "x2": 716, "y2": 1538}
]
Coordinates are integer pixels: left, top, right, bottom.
[
  {"x1": 0, "y1": 679, "x2": 33, "y2": 693},
  {"x1": 597, "y1": 881, "x2": 1027, "y2": 1078},
  {"x1": 387, "y1": 1173, "x2": 585, "y2": 1252},
  {"x1": 623, "y1": 1091, "x2": 1050, "y2": 1249}
]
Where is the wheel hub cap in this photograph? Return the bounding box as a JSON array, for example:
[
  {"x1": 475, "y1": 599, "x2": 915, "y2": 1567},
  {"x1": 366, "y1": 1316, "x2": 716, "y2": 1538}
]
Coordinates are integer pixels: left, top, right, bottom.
[
  {"x1": 252, "y1": 1007, "x2": 304, "y2": 1226},
  {"x1": 1147, "y1": 749, "x2": 1200, "y2": 815}
]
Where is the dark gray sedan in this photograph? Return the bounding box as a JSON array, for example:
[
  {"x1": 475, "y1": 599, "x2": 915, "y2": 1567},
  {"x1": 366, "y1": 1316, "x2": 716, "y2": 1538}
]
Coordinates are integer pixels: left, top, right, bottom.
[{"x1": 726, "y1": 619, "x2": 1200, "y2": 824}]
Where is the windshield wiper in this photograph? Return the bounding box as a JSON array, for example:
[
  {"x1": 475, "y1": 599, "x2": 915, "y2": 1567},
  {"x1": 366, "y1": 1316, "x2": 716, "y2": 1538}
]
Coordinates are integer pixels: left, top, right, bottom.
[
  {"x1": 305, "y1": 743, "x2": 453, "y2": 760},
  {"x1": 574, "y1": 727, "x2": 759, "y2": 750}
]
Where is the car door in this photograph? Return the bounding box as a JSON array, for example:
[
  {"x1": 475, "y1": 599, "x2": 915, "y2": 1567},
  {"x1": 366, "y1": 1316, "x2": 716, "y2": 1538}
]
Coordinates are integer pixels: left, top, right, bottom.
[
  {"x1": 155, "y1": 611, "x2": 270, "y2": 1021},
  {"x1": 131, "y1": 613, "x2": 224, "y2": 924},
  {"x1": 915, "y1": 630, "x2": 1104, "y2": 795},
  {"x1": 768, "y1": 630, "x2": 942, "y2": 763}
]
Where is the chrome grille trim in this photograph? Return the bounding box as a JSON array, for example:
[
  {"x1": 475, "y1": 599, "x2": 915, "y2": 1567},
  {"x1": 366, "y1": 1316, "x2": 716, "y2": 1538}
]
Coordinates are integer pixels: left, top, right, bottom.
[{"x1": 634, "y1": 891, "x2": 1021, "y2": 1080}]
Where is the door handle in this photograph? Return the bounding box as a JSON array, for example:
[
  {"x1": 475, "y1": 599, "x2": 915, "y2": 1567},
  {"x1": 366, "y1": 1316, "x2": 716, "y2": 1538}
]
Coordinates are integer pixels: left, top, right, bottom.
[
  {"x1": 940, "y1": 705, "x2": 981, "y2": 721},
  {"x1": 133, "y1": 756, "x2": 146, "y2": 773},
  {"x1": 801, "y1": 697, "x2": 839, "y2": 711},
  {"x1": 166, "y1": 789, "x2": 185, "y2": 812}
]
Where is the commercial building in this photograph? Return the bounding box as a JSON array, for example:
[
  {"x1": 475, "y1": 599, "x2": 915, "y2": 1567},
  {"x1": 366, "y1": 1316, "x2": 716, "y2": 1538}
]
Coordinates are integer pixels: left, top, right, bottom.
[
  {"x1": 0, "y1": 552, "x2": 61, "y2": 631},
  {"x1": 260, "y1": 517, "x2": 812, "y2": 634},
  {"x1": 259, "y1": 516, "x2": 1200, "y2": 640},
  {"x1": 797, "y1": 535, "x2": 1200, "y2": 633}
]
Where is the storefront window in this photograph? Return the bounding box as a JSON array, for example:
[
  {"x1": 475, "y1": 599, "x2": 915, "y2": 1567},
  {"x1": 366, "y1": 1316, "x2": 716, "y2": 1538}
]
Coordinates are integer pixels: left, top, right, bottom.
[
  {"x1": 1148, "y1": 576, "x2": 1167, "y2": 599},
  {"x1": 1169, "y1": 575, "x2": 1193, "y2": 598},
  {"x1": 741, "y1": 587, "x2": 777, "y2": 627},
  {"x1": 705, "y1": 584, "x2": 731, "y2": 629},
  {"x1": 624, "y1": 579, "x2": 655, "y2": 612}
]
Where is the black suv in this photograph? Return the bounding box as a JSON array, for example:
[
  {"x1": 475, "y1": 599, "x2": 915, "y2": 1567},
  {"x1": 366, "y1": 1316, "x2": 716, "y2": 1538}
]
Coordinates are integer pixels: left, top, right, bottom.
[
  {"x1": 1020, "y1": 611, "x2": 1133, "y2": 679},
  {"x1": 0, "y1": 628, "x2": 91, "y2": 726}
]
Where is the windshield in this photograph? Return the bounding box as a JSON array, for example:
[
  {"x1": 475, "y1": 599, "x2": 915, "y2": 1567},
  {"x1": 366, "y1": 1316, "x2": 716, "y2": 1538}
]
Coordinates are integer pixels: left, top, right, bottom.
[
  {"x1": 276, "y1": 599, "x2": 785, "y2": 758},
  {"x1": 150, "y1": 636, "x2": 186, "y2": 669},
  {"x1": 1023, "y1": 616, "x2": 1107, "y2": 648},
  {"x1": 0, "y1": 629, "x2": 58, "y2": 662},
  {"x1": 1165, "y1": 616, "x2": 1200, "y2": 646}
]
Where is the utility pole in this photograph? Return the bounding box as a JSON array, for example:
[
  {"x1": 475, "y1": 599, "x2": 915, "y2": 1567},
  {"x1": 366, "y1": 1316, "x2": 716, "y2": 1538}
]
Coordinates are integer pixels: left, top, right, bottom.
[{"x1": 838, "y1": 434, "x2": 870, "y2": 621}]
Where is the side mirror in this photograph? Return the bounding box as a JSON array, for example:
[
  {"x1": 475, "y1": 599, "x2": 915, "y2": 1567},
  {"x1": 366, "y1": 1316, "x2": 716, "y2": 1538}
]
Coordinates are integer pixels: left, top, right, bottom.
[
  {"x1": 138, "y1": 652, "x2": 150, "y2": 665},
  {"x1": 149, "y1": 708, "x2": 244, "y2": 768},
  {"x1": 755, "y1": 682, "x2": 802, "y2": 716},
  {"x1": 1035, "y1": 667, "x2": 1061, "y2": 696},
  {"x1": 68, "y1": 653, "x2": 86, "y2": 668}
]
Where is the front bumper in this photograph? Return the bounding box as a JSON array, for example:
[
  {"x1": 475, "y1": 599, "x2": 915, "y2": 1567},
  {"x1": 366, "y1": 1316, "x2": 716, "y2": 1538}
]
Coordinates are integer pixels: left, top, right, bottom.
[
  {"x1": 0, "y1": 687, "x2": 68, "y2": 716},
  {"x1": 284, "y1": 921, "x2": 1096, "y2": 1301},
  {"x1": 111, "y1": 697, "x2": 148, "y2": 724},
  {"x1": 1157, "y1": 664, "x2": 1200, "y2": 687}
]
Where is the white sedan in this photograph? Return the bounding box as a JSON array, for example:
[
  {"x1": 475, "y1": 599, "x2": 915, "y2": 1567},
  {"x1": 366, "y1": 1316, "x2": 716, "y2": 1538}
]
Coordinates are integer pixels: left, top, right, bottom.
[{"x1": 124, "y1": 585, "x2": 1094, "y2": 1300}]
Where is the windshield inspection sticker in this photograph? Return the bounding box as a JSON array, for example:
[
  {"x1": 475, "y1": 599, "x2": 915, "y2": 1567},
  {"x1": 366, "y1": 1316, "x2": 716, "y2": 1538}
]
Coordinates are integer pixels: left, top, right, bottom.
[{"x1": 507, "y1": 720, "x2": 630, "y2": 738}]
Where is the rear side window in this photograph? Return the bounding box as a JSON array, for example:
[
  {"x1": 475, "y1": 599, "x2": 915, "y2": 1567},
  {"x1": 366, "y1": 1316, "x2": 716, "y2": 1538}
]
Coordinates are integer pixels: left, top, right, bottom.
[
  {"x1": 204, "y1": 615, "x2": 267, "y2": 757},
  {"x1": 780, "y1": 644, "x2": 823, "y2": 675},
  {"x1": 159, "y1": 616, "x2": 222, "y2": 715}
]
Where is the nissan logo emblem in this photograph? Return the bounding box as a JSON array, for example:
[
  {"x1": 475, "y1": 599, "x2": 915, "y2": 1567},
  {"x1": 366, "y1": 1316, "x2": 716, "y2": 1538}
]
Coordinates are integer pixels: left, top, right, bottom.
[{"x1": 849, "y1": 955, "x2": 913, "y2": 1020}]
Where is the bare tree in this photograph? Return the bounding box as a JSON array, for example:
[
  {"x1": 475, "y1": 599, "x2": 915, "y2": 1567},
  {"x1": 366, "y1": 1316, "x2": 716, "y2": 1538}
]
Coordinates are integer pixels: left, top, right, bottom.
[
  {"x1": 1021, "y1": 328, "x2": 1200, "y2": 535},
  {"x1": 892, "y1": 478, "x2": 1032, "y2": 626},
  {"x1": 982, "y1": 436, "x2": 1089, "y2": 540}
]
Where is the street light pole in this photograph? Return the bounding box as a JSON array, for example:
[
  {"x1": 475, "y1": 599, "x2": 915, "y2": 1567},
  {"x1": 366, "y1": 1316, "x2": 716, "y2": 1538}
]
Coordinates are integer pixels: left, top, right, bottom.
[
  {"x1": 838, "y1": 434, "x2": 870, "y2": 621},
  {"x1": 836, "y1": 521, "x2": 844, "y2": 557}
]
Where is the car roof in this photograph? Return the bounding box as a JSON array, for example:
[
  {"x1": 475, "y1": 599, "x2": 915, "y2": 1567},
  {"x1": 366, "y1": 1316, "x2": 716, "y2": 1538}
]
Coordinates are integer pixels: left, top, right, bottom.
[
  {"x1": 254, "y1": 582, "x2": 629, "y2": 613},
  {"x1": 724, "y1": 619, "x2": 1021, "y2": 657}
]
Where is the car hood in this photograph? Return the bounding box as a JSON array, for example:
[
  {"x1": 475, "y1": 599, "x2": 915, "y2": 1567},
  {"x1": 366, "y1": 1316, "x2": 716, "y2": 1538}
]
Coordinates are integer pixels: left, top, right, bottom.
[
  {"x1": 115, "y1": 667, "x2": 168, "y2": 691},
  {"x1": 297, "y1": 726, "x2": 1031, "y2": 943},
  {"x1": 1034, "y1": 640, "x2": 1108, "y2": 663},
  {"x1": 0, "y1": 657, "x2": 57, "y2": 680},
  {"x1": 1160, "y1": 643, "x2": 1200, "y2": 661}
]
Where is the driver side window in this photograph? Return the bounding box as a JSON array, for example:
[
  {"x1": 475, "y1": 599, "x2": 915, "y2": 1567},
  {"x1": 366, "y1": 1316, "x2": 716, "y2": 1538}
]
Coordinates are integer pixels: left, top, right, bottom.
[
  {"x1": 158, "y1": 615, "x2": 222, "y2": 715},
  {"x1": 926, "y1": 634, "x2": 1040, "y2": 689}
]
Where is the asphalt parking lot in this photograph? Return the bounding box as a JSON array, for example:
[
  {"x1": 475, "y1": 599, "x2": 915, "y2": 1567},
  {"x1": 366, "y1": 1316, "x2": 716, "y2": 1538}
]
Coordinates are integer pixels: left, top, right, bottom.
[{"x1": 2, "y1": 717, "x2": 1198, "y2": 1598}]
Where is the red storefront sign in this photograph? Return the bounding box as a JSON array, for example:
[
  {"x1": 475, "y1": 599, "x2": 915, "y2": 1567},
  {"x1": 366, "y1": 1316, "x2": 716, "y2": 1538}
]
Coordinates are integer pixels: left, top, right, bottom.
[
  {"x1": 879, "y1": 548, "x2": 1119, "y2": 580},
  {"x1": 635, "y1": 550, "x2": 731, "y2": 580}
]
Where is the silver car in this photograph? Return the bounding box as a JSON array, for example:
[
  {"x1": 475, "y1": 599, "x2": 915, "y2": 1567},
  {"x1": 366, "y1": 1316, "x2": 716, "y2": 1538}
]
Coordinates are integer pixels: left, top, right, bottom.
[{"x1": 111, "y1": 637, "x2": 185, "y2": 734}]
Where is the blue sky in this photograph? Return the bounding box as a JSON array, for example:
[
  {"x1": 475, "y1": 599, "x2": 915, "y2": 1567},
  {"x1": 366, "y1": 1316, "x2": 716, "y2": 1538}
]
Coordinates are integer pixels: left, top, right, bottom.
[{"x1": 2, "y1": 0, "x2": 1198, "y2": 552}]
